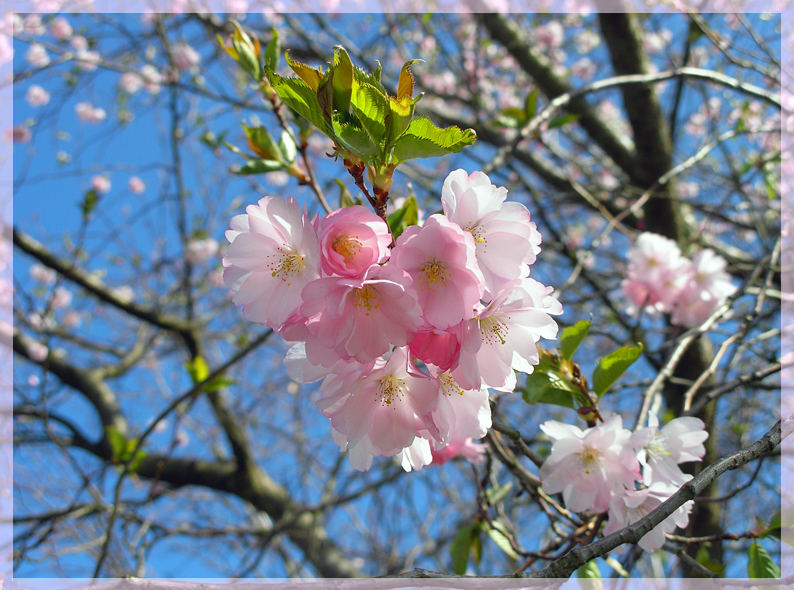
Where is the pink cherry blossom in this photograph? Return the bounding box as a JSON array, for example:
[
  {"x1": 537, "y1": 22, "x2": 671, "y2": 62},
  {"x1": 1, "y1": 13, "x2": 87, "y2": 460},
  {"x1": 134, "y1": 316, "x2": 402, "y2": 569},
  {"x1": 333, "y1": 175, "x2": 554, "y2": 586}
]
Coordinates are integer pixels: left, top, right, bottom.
[
  {"x1": 75, "y1": 102, "x2": 106, "y2": 124},
  {"x1": 671, "y1": 249, "x2": 735, "y2": 328},
  {"x1": 26, "y1": 44, "x2": 49, "y2": 68},
  {"x1": 10, "y1": 125, "x2": 31, "y2": 143},
  {"x1": 441, "y1": 169, "x2": 541, "y2": 296},
  {"x1": 119, "y1": 72, "x2": 144, "y2": 95},
  {"x1": 318, "y1": 205, "x2": 391, "y2": 278},
  {"x1": 70, "y1": 35, "x2": 88, "y2": 51},
  {"x1": 30, "y1": 264, "x2": 56, "y2": 284},
  {"x1": 23, "y1": 15, "x2": 45, "y2": 36},
  {"x1": 49, "y1": 17, "x2": 73, "y2": 41},
  {"x1": 431, "y1": 437, "x2": 487, "y2": 466},
  {"x1": 604, "y1": 480, "x2": 694, "y2": 551},
  {"x1": 51, "y1": 287, "x2": 72, "y2": 309},
  {"x1": 75, "y1": 49, "x2": 100, "y2": 71},
  {"x1": 622, "y1": 232, "x2": 690, "y2": 315},
  {"x1": 427, "y1": 369, "x2": 491, "y2": 448},
  {"x1": 409, "y1": 323, "x2": 466, "y2": 372},
  {"x1": 128, "y1": 176, "x2": 145, "y2": 194},
  {"x1": 632, "y1": 414, "x2": 708, "y2": 486},
  {"x1": 299, "y1": 264, "x2": 422, "y2": 366},
  {"x1": 454, "y1": 278, "x2": 562, "y2": 392},
  {"x1": 28, "y1": 341, "x2": 49, "y2": 362},
  {"x1": 397, "y1": 437, "x2": 434, "y2": 472},
  {"x1": 91, "y1": 175, "x2": 111, "y2": 194},
  {"x1": 539, "y1": 415, "x2": 639, "y2": 513},
  {"x1": 25, "y1": 85, "x2": 50, "y2": 107},
  {"x1": 318, "y1": 347, "x2": 439, "y2": 462},
  {"x1": 185, "y1": 237, "x2": 219, "y2": 265},
  {"x1": 171, "y1": 42, "x2": 200, "y2": 70},
  {"x1": 140, "y1": 65, "x2": 163, "y2": 94},
  {"x1": 223, "y1": 196, "x2": 320, "y2": 330},
  {"x1": 390, "y1": 214, "x2": 484, "y2": 330}
]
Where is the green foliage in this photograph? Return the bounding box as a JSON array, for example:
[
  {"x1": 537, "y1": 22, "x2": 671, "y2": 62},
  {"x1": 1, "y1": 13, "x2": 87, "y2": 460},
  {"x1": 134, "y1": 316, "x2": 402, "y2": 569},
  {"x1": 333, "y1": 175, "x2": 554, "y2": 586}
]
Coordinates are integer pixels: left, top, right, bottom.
[
  {"x1": 185, "y1": 356, "x2": 235, "y2": 393},
  {"x1": 449, "y1": 523, "x2": 481, "y2": 574},
  {"x1": 560, "y1": 319, "x2": 591, "y2": 360},
  {"x1": 521, "y1": 349, "x2": 590, "y2": 410},
  {"x1": 105, "y1": 426, "x2": 147, "y2": 474},
  {"x1": 484, "y1": 520, "x2": 519, "y2": 560},
  {"x1": 577, "y1": 559, "x2": 601, "y2": 579},
  {"x1": 486, "y1": 482, "x2": 513, "y2": 506},
  {"x1": 547, "y1": 113, "x2": 581, "y2": 129},
  {"x1": 80, "y1": 189, "x2": 101, "y2": 218},
  {"x1": 591, "y1": 343, "x2": 643, "y2": 398},
  {"x1": 386, "y1": 195, "x2": 418, "y2": 239},
  {"x1": 234, "y1": 158, "x2": 284, "y2": 175},
  {"x1": 747, "y1": 542, "x2": 780, "y2": 578},
  {"x1": 391, "y1": 117, "x2": 476, "y2": 162}
]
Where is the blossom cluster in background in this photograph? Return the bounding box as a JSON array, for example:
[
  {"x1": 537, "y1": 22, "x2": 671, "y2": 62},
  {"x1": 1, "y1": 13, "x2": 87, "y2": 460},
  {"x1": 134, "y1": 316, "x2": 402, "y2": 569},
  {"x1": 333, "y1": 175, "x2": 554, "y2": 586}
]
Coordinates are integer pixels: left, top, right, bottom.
[
  {"x1": 539, "y1": 413, "x2": 708, "y2": 551},
  {"x1": 223, "y1": 170, "x2": 562, "y2": 471},
  {"x1": 622, "y1": 232, "x2": 736, "y2": 327}
]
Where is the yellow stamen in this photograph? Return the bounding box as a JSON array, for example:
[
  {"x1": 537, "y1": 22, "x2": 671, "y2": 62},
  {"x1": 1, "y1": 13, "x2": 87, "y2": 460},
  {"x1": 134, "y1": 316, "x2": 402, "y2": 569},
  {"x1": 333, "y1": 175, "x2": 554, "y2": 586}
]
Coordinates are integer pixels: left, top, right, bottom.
[
  {"x1": 420, "y1": 257, "x2": 448, "y2": 291},
  {"x1": 332, "y1": 234, "x2": 362, "y2": 262},
  {"x1": 580, "y1": 446, "x2": 600, "y2": 474},
  {"x1": 438, "y1": 371, "x2": 464, "y2": 396},
  {"x1": 351, "y1": 285, "x2": 379, "y2": 315},
  {"x1": 480, "y1": 315, "x2": 510, "y2": 346},
  {"x1": 377, "y1": 375, "x2": 406, "y2": 406},
  {"x1": 265, "y1": 247, "x2": 305, "y2": 286}
]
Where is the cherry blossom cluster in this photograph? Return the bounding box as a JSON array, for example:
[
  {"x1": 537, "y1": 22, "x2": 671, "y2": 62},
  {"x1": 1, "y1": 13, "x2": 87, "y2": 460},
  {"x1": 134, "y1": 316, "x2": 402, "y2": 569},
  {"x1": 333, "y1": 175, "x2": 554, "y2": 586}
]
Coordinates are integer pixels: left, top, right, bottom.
[
  {"x1": 223, "y1": 169, "x2": 562, "y2": 471},
  {"x1": 622, "y1": 232, "x2": 736, "y2": 328},
  {"x1": 539, "y1": 413, "x2": 708, "y2": 551}
]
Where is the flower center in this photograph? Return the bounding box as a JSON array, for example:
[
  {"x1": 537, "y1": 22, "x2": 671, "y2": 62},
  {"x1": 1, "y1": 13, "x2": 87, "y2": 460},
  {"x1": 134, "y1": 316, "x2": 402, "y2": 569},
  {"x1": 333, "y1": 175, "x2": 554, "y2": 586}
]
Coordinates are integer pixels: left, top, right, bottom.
[
  {"x1": 351, "y1": 285, "x2": 379, "y2": 314},
  {"x1": 480, "y1": 315, "x2": 509, "y2": 346},
  {"x1": 580, "y1": 445, "x2": 601, "y2": 474},
  {"x1": 332, "y1": 234, "x2": 362, "y2": 262},
  {"x1": 420, "y1": 257, "x2": 448, "y2": 290},
  {"x1": 645, "y1": 435, "x2": 672, "y2": 462},
  {"x1": 266, "y1": 247, "x2": 305, "y2": 286},
  {"x1": 464, "y1": 222, "x2": 487, "y2": 246},
  {"x1": 438, "y1": 371, "x2": 464, "y2": 396},
  {"x1": 377, "y1": 375, "x2": 406, "y2": 406}
]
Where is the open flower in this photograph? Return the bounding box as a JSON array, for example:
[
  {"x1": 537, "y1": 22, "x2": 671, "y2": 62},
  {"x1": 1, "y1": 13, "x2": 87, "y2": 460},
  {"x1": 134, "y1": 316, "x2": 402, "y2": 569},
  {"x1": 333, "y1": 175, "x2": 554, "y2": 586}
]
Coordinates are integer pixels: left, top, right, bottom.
[
  {"x1": 632, "y1": 414, "x2": 708, "y2": 486},
  {"x1": 604, "y1": 480, "x2": 694, "y2": 551},
  {"x1": 318, "y1": 205, "x2": 391, "y2": 278},
  {"x1": 442, "y1": 169, "x2": 542, "y2": 296},
  {"x1": 299, "y1": 264, "x2": 422, "y2": 366},
  {"x1": 390, "y1": 214, "x2": 484, "y2": 330},
  {"x1": 454, "y1": 278, "x2": 561, "y2": 392},
  {"x1": 539, "y1": 415, "x2": 639, "y2": 513},
  {"x1": 223, "y1": 196, "x2": 320, "y2": 330},
  {"x1": 318, "y1": 347, "x2": 440, "y2": 461}
]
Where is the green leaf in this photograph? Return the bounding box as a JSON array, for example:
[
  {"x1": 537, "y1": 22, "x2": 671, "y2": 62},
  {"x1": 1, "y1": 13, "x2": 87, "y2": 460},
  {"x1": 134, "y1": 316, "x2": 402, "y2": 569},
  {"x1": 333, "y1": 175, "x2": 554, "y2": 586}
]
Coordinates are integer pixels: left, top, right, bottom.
[
  {"x1": 762, "y1": 511, "x2": 782, "y2": 539},
  {"x1": 592, "y1": 343, "x2": 643, "y2": 397},
  {"x1": 332, "y1": 116, "x2": 379, "y2": 161},
  {"x1": 335, "y1": 179, "x2": 357, "y2": 208},
  {"x1": 397, "y1": 59, "x2": 421, "y2": 100},
  {"x1": 264, "y1": 28, "x2": 279, "y2": 71},
  {"x1": 234, "y1": 159, "x2": 284, "y2": 175},
  {"x1": 80, "y1": 189, "x2": 101, "y2": 217},
  {"x1": 486, "y1": 482, "x2": 513, "y2": 506},
  {"x1": 186, "y1": 356, "x2": 210, "y2": 383},
  {"x1": 485, "y1": 520, "x2": 519, "y2": 560},
  {"x1": 350, "y1": 82, "x2": 388, "y2": 146},
  {"x1": 387, "y1": 194, "x2": 418, "y2": 239},
  {"x1": 547, "y1": 112, "x2": 581, "y2": 129},
  {"x1": 279, "y1": 130, "x2": 297, "y2": 164},
  {"x1": 495, "y1": 107, "x2": 526, "y2": 128},
  {"x1": 449, "y1": 524, "x2": 476, "y2": 575},
  {"x1": 243, "y1": 123, "x2": 282, "y2": 161},
  {"x1": 267, "y1": 71, "x2": 332, "y2": 136},
  {"x1": 203, "y1": 376, "x2": 236, "y2": 393},
  {"x1": 392, "y1": 117, "x2": 476, "y2": 162},
  {"x1": 524, "y1": 89, "x2": 538, "y2": 118},
  {"x1": 105, "y1": 425, "x2": 127, "y2": 462},
  {"x1": 747, "y1": 542, "x2": 780, "y2": 578},
  {"x1": 284, "y1": 51, "x2": 322, "y2": 91},
  {"x1": 385, "y1": 95, "x2": 416, "y2": 148},
  {"x1": 521, "y1": 372, "x2": 577, "y2": 409},
  {"x1": 577, "y1": 559, "x2": 601, "y2": 579},
  {"x1": 560, "y1": 320, "x2": 591, "y2": 360},
  {"x1": 331, "y1": 46, "x2": 354, "y2": 114},
  {"x1": 471, "y1": 527, "x2": 482, "y2": 566}
]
